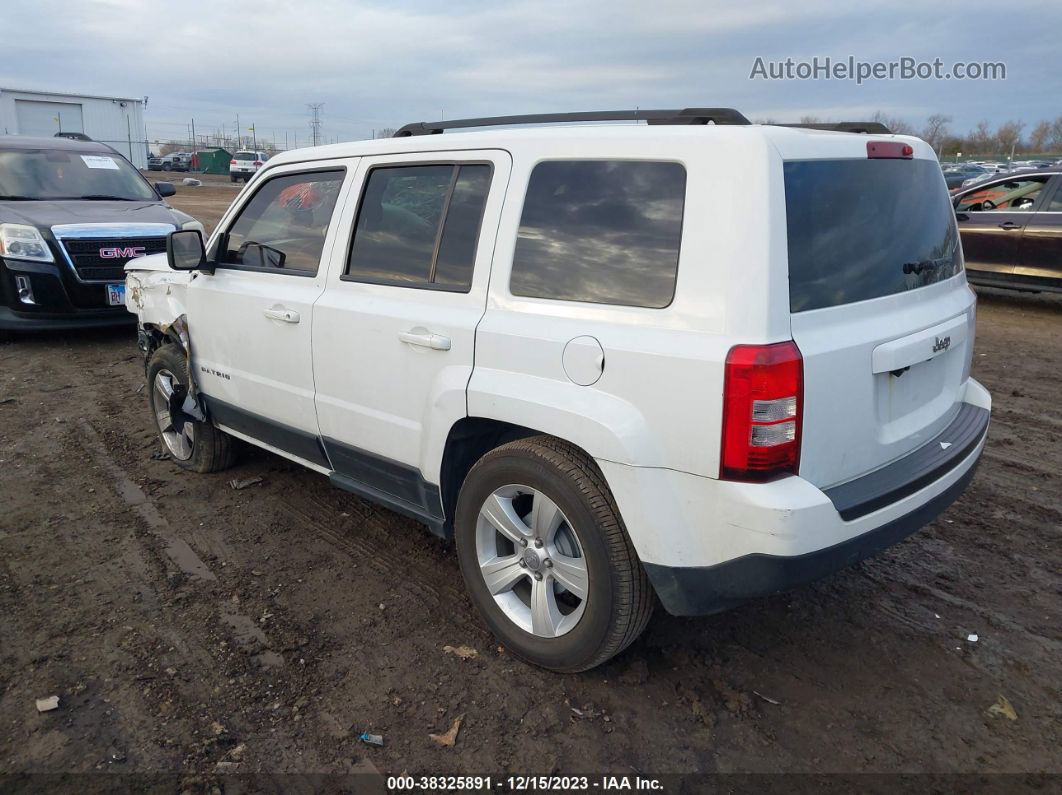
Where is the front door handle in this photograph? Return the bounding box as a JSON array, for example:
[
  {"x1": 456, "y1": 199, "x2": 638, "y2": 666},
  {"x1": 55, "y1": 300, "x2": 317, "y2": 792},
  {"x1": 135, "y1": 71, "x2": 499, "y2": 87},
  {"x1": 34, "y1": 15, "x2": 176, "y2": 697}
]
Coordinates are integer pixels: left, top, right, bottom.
[
  {"x1": 264, "y1": 306, "x2": 300, "y2": 323},
  {"x1": 398, "y1": 330, "x2": 451, "y2": 351},
  {"x1": 998, "y1": 221, "x2": 1021, "y2": 230}
]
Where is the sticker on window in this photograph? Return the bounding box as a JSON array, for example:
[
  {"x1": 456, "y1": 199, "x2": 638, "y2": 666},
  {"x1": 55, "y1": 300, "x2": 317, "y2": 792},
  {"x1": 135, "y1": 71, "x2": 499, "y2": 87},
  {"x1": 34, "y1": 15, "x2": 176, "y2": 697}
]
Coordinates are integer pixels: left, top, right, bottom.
[{"x1": 80, "y1": 155, "x2": 120, "y2": 170}]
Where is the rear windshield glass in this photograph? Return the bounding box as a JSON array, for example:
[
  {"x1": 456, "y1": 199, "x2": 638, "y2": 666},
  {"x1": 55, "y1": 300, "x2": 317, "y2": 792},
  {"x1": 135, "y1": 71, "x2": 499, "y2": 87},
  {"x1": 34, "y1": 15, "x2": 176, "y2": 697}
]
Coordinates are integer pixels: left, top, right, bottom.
[
  {"x1": 784, "y1": 158, "x2": 961, "y2": 312},
  {"x1": 235, "y1": 152, "x2": 257, "y2": 160}
]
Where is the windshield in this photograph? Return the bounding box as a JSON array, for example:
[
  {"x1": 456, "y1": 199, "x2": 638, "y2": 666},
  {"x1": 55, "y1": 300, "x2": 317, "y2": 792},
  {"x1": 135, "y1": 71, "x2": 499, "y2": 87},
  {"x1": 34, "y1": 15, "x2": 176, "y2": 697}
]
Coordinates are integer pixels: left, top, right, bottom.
[
  {"x1": 235, "y1": 152, "x2": 258, "y2": 161},
  {"x1": 784, "y1": 158, "x2": 962, "y2": 312},
  {"x1": 0, "y1": 148, "x2": 158, "y2": 201}
]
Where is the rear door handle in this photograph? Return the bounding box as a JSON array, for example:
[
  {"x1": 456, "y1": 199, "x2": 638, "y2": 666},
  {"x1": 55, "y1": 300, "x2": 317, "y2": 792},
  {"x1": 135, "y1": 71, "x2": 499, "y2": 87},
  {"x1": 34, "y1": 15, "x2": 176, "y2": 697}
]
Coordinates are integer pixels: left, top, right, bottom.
[
  {"x1": 263, "y1": 306, "x2": 300, "y2": 323},
  {"x1": 398, "y1": 330, "x2": 451, "y2": 351},
  {"x1": 998, "y1": 221, "x2": 1021, "y2": 230}
]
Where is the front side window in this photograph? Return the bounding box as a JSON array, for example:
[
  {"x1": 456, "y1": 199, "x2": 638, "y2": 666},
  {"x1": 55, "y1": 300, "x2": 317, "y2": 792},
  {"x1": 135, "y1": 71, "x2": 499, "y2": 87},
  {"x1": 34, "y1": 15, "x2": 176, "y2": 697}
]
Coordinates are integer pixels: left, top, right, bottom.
[
  {"x1": 345, "y1": 163, "x2": 492, "y2": 292},
  {"x1": 956, "y1": 177, "x2": 1048, "y2": 212},
  {"x1": 220, "y1": 169, "x2": 344, "y2": 274},
  {"x1": 509, "y1": 160, "x2": 687, "y2": 308}
]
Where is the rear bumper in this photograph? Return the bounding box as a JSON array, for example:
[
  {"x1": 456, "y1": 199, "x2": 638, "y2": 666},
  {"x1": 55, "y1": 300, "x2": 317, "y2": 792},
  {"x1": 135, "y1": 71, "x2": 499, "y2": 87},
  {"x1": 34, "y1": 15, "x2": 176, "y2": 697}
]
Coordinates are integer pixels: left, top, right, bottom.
[
  {"x1": 643, "y1": 456, "x2": 980, "y2": 615},
  {"x1": 600, "y1": 379, "x2": 991, "y2": 616}
]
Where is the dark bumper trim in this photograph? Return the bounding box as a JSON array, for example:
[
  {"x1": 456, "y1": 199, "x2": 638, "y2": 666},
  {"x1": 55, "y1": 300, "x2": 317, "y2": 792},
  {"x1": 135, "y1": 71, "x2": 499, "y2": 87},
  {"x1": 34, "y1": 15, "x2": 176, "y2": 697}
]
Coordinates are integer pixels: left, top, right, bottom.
[
  {"x1": 824, "y1": 404, "x2": 990, "y2": 521},
  {"x1": 0, "y1": 305, "x2": 133, "y2": 332},
  {"x1": 644, "y1": 448, "x2": 982, "y2": 617}
]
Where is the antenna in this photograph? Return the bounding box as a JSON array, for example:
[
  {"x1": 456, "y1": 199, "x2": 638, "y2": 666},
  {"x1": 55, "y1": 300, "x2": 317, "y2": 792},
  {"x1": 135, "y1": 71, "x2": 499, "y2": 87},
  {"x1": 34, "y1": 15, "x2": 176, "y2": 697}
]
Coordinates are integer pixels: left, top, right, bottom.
[{"x1": 308, "y1": 103, "x2": 324, "y2": 147}]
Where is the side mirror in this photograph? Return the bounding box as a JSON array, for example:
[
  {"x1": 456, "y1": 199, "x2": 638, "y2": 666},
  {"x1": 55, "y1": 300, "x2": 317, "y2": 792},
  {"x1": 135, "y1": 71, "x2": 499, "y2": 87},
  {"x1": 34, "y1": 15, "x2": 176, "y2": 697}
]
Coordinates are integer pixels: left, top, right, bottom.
[
  {"x1": 167, "y1": 229, "x2": 209, "y2": 272},
  {"x1": 155, "y1": 181, "x2": 177, "y2": 198}
]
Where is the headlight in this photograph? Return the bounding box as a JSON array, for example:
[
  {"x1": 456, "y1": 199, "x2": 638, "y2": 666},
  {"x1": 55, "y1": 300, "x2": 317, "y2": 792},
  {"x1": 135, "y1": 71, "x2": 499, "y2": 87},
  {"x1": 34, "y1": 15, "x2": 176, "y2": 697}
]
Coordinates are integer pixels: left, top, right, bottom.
[
  {"x1": 181, "y1": 220, "x2": 205, "y2": 234},
  {"x1": 0, "y1": 224, "x2": 54, "y2": 263}
]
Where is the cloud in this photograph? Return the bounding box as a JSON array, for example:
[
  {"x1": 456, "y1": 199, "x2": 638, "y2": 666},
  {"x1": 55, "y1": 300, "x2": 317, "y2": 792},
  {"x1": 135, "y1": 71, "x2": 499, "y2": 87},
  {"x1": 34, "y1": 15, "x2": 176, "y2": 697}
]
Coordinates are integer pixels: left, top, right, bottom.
[{"x1": 0, "y1": 0, "x2": 1058, "y2": 145}]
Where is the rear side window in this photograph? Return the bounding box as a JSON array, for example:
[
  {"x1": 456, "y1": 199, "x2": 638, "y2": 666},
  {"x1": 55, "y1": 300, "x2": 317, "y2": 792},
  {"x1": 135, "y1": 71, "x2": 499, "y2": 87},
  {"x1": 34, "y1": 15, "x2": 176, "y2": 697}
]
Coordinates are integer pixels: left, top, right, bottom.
[
  {"x1": 510, "y1": 160, "x2": 686, "y2": 308},
  {"x1": 345, "y1": 163, "x2": 492, "y2": 292},
  {"x1": 785, "y1": 159, "x2": 962, "y2": 312}
]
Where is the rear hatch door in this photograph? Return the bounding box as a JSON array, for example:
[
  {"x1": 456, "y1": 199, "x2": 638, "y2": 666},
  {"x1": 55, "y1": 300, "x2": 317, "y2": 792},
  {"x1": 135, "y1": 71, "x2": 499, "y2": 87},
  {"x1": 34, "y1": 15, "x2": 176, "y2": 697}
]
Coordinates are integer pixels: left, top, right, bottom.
[{"x1": 784, "y1": 152, "x2": 976, "y2": 489}]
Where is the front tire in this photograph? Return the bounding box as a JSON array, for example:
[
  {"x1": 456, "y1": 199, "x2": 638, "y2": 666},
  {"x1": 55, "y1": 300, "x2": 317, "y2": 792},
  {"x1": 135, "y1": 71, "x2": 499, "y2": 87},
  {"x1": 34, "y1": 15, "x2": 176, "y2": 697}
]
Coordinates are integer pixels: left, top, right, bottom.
[
  {"x1": 454, "y1": 436, "x2": 653, "y2": 672},
  {"x1": 146, "y1": 344, "x2": 236, "y2": 473}
]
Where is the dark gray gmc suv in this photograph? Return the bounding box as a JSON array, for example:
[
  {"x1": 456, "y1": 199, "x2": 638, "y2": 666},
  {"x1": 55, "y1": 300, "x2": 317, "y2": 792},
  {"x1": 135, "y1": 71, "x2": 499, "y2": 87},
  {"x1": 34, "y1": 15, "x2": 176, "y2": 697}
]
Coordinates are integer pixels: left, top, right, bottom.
[{"x1": 0, "y1": 136, "x2": 201, "y2": 336}]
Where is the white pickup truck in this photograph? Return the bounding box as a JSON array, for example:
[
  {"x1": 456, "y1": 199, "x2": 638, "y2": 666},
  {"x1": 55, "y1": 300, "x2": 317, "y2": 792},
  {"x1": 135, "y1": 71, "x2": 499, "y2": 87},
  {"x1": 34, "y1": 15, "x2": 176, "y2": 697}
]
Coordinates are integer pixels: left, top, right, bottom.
[{"x1": 126, "y1": 109, "x2": 991, "y2": 671}]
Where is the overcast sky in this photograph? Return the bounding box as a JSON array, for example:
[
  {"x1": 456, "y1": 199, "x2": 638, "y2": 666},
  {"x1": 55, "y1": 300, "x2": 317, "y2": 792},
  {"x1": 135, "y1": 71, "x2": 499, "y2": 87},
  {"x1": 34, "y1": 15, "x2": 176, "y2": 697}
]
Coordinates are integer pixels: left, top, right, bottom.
[{"x1": 3, "y1": 0, "x2": 1058, "y2": 147}]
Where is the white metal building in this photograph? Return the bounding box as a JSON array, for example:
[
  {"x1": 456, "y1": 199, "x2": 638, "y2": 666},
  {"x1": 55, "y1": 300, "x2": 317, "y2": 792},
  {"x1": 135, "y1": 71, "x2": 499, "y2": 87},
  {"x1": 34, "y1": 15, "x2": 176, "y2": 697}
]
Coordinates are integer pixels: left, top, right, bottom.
[{"x1": 0, "y1": 88, "x2": 147, "y2": 168}]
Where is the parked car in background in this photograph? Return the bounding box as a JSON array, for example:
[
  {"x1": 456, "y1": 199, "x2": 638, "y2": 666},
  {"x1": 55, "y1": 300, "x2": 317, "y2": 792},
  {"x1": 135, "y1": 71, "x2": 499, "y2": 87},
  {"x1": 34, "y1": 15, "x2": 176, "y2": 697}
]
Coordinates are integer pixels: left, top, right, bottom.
[
  {"x1": 953, "y1": 169, "x2": 1062, "y2": 293},
  {"x1": 169, "y1": 153, "x2": 193, "y2": 173},
  {"x1": 943, "y1": 164, "x2": 988, "y2": 190},
  {"x1": 229, "y1": 150, "x2": 269, "y2": 182},
  {"x1": 147, "y1": 155, "x2": 164, "y2": 171},
  {"x1": 0, "y1": 136, "x2": 203, "y2": 336},
  {"x1": 126, "y1": 109, "x2": 990, "y2": 671}
]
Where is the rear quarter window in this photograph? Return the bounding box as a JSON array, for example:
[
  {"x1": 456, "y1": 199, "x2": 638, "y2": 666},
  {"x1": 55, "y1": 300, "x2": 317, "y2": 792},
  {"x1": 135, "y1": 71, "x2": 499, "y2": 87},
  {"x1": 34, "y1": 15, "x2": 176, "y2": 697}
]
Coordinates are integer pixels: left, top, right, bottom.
[
  {"x1": 785, "y1": 158, "x2": 962, "y2": 312},
  {"x1": 509, "y1": 160, "x2": 686, "y2": 308}
]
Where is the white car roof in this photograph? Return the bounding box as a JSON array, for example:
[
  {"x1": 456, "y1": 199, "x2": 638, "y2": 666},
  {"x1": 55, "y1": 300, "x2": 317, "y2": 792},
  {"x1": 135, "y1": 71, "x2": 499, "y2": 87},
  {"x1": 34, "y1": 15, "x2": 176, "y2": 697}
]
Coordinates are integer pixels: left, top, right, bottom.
[{"x1": 264, "y1": 123, "x2": 930, "y2": 168}]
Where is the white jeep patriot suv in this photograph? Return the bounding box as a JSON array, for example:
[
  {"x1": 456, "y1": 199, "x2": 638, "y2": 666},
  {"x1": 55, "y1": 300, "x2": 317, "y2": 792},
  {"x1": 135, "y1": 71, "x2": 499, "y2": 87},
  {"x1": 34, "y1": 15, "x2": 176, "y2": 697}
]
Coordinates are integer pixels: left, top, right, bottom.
[{"x1": 126, "y1": 108, "x2": 991, "y2": 672}]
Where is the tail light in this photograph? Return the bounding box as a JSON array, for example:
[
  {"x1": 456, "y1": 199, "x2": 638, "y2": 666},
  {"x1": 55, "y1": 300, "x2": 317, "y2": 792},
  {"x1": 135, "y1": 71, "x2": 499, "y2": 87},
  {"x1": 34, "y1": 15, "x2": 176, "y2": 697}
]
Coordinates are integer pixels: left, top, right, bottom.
[
  {"x1": 720, "y1": 341, "x2": 803, "y2": 481},
  {"x1": 253, "y1": 161, "x2": 263, "y2": 166},
  {"x1": 230, "y1": 159, "x2": 237, "y2": 165}
]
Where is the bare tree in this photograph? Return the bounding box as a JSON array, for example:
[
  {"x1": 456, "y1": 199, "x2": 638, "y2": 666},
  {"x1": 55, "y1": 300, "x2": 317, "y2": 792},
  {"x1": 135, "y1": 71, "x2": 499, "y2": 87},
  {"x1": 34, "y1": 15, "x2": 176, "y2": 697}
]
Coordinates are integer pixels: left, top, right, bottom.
[
  {"x1": 920, "y1": 114, "x2": 951, "y2": 152},
  {"x1": 1049, "y1": 116, "x2": 1062, "y2": 151},
  {"x1": 870, "y1": 111, "x2": 914, "y2": 135},
  {"x1": 995, "y1": 120, "x2": 1025, "y2": 155},
  {"x1": 1028, "y1": 120, "x2": 1051, "y2": 152},
  {"x1": 376, "y1": 127, "x2": 397, "y2": 139},
  {"x1": 967, "y1": 120, "x2": 994, "y2": 154},
  {"x1": 798, "y1": 115, "x2": 822, "y2": 125}
]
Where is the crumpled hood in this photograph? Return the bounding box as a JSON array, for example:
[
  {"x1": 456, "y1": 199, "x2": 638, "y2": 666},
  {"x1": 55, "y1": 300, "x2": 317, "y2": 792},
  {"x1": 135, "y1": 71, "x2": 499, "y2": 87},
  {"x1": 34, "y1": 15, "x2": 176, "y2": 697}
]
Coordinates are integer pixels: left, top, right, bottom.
[{"x1": 0, "y1": 199, "x2": 192, "y2": 231}]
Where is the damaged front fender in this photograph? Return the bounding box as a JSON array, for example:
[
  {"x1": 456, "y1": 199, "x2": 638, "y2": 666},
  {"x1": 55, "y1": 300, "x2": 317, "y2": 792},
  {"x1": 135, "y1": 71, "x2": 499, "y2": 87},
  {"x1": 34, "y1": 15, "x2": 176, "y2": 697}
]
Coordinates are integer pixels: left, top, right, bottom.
[
  {"x1": 125, "y1": 256, "x2": 193, "y2": 327},
  {"x1": 126, "y1": 259, "x2": 208, "y2": 422}
]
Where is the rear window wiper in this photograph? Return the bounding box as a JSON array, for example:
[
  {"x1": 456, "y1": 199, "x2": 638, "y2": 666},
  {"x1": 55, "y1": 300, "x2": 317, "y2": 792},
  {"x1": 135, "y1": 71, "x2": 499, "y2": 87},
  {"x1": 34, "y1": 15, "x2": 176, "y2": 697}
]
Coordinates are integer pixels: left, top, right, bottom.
[{"x1": 902, "y1": 256, "x2": 952, "y2": 275}]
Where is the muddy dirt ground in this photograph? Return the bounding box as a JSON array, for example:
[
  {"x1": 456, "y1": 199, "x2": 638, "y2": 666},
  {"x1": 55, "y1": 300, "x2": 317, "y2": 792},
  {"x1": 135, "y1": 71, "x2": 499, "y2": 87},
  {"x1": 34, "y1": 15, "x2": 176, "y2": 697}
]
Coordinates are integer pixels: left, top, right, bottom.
[{"x1": 0, "y1": 177, "x2": 1059, "y2": 787}]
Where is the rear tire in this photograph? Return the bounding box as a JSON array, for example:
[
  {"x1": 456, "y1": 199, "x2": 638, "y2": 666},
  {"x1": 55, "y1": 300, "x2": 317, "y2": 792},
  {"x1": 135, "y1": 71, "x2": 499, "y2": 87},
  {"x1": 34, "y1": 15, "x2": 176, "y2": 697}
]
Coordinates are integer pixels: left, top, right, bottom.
[
  {"x1": 454, "y1": 436, "x2": 653, "y2": 672},
  {"x1": 146, "y1": 344, "x2": 236, "y2": 474}
]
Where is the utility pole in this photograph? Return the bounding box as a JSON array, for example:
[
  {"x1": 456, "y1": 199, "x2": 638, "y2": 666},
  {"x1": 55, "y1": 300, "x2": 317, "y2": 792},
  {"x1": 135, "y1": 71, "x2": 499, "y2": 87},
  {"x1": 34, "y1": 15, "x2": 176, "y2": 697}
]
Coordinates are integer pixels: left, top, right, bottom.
[
  {"x1": 236, "y1": 113, "x2": 241, "y2": 150},
  {"x1": 308, "y1": 103, "x2": 323, "y2": 147}
]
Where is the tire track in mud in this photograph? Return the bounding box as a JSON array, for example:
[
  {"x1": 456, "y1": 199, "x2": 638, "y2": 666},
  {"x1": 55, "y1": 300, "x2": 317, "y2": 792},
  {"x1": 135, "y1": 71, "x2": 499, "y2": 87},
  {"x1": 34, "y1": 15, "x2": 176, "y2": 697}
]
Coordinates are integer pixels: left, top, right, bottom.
[{"x1": 274, "y1": 489, "x2": 490, "y2": 640}]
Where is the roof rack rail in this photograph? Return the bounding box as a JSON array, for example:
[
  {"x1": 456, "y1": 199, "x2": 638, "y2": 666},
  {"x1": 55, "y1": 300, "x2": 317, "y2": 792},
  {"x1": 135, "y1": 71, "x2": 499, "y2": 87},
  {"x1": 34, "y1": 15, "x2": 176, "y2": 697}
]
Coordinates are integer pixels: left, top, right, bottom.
[
  {"x1": 393, "y1": 107, "x2": 751, "y2": 137},
  {"x1": 779, "y1": 121, "x2": 891, "y2": 134}
]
